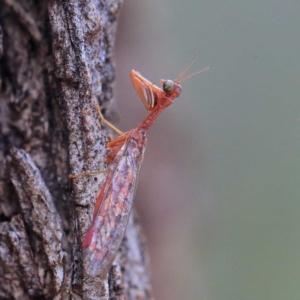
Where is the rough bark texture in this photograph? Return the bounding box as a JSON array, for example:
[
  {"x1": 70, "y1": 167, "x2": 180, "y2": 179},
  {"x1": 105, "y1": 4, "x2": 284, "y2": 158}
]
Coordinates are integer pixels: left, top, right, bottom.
[{"x1": 0, "y1": 1, "x2": 153, "y2": 299}]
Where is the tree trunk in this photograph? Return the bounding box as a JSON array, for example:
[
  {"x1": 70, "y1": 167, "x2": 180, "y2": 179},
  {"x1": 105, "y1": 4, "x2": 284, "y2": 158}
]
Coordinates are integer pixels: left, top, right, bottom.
[{"x1": 0, "y1": 1, "x2": 153, "y2": 299}]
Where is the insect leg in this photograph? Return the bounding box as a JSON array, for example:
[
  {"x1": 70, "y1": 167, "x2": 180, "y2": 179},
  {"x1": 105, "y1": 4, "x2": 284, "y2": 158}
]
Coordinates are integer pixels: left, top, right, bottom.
[
  {"x1": 95, "y1": 105, "x2": 123, "y2": 136},
  {"x1": 68, "y1": 169, "x2": 110, "y2": 179}
]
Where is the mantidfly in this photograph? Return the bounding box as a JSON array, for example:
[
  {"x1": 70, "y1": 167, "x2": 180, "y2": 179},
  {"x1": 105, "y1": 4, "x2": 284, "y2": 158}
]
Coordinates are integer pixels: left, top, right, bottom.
[{"x1": 69, "y1": 56, "x2": 209, "y2": 277}]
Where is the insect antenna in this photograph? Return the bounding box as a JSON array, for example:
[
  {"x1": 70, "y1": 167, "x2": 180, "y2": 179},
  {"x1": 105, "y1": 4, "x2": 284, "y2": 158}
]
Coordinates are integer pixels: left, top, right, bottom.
[
  {"x1": 177, "y1": 66, "x2": 209, "y2": 84},
  {"x1": 174, "y1": 55, "x2": 197, "y2": 82}
]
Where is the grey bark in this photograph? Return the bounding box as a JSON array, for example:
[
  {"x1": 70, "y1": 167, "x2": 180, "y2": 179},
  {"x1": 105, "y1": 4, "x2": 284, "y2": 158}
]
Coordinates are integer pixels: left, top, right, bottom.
[{"x1": 0, "y1": 1, "x2": 153, "y2": 299}]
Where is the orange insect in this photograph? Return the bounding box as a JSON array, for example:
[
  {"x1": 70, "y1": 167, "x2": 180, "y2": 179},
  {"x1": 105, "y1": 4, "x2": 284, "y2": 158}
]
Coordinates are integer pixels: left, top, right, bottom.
[{"x1": 70, "y1": 56, "x2": 209, "y2": 277}]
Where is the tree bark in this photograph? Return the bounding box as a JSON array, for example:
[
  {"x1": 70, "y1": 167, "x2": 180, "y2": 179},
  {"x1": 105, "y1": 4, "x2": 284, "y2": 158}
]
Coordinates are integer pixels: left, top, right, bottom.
[{"x1": 0, "y1": 1, "x2": 153, "y2": 299}]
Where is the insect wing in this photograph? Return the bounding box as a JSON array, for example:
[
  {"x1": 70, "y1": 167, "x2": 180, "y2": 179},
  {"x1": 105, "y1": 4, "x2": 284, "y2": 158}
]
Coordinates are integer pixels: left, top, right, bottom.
[
  {"x1": 130, "y1": 70, "x2": 162, "y2": 110},
  {"x1": 83, "y1": 134, "x2": 146, "y2": 277}
]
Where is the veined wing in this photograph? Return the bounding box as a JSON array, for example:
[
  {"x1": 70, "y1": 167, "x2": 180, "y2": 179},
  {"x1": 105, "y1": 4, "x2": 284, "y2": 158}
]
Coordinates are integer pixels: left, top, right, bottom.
[
  {"x1": 130, "y1": 70, "x2": 162, "y2": 110},
  {"x1": 83, "y1": 132, "x2": 147, "y2": 277}
]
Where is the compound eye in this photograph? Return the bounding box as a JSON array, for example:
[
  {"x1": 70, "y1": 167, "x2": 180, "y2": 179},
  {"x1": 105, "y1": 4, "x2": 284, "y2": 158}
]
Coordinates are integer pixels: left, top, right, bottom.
[{"x1": 163, "y1": 80, "x2": 175, "y2": 93}]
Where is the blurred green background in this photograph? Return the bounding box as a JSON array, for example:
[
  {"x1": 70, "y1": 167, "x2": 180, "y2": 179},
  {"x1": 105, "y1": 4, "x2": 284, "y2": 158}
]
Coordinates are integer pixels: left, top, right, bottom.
[{"x1": 115, "y1": 1, "x2": 300, "y2": 299}]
